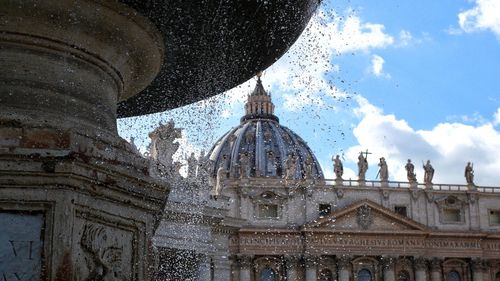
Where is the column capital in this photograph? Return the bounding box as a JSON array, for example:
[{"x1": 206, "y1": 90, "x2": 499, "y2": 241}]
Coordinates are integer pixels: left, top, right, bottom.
[
  {"x1": 429, "y1": 258, "x2": 443, "y2": 272},
  {"x1": 337, "y1": 256, "x2": 352, "y2": 269},
  {"x1": 284, "y1": 255, "x2": 302, "y2": 269},
  {"x1": 414, "y1": 257, "x2": 428, "y2": 271},
  {"x1": 471, "y1": 258, "x2": 488, "y2": 272},
  {"x1": 238, "y1": 255, "x2": 253, "y2": 270},
  {"x1": 304, "y1": 255, "x2": 319, "y2": 268},
  {"x1": 380, "y1": 256, "x2": 397, "y2": 269}
]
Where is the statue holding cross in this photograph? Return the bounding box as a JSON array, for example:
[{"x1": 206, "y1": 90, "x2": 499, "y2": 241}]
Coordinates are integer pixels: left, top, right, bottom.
[{"x1": 358, "y1": 149, "x2": 370, "y2": 181}]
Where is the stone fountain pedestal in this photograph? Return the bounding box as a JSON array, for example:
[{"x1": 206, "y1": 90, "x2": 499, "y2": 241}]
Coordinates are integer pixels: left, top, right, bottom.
[{"x1": 0, "y1": 2, "x2": 168, "y2": 280}]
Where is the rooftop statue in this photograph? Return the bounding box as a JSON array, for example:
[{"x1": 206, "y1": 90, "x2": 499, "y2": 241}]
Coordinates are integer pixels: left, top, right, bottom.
[
  {"x1": 465, "y1": 162, "x2": 475, "y2": 186},
  {"x1": 405, "y1": 159, "x2": 417, "y2": 183},
  {"x1": 333, "y1": 155, "x2": 344, "y2": 180},
  {"x1": 377, "y1": 157, "x2": 389, "y2": 182},
  {"x1": 357, "y1": 151, "x2": 369, "y2": 181},
  {"x1": 423, "y1": 160, "x2": 435, "y2": 185}
]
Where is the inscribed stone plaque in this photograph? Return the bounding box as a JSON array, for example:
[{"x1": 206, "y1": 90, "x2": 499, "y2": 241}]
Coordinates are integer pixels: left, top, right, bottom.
[{"x1": 0, "y1": 212, "x2": 44, "y2": 281}]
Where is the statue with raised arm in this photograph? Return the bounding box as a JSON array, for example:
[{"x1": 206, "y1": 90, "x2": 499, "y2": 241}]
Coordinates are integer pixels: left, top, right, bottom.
[
  {"x1": 423, "y1": 160, "x2": 434, "y2": 185},
  {"x1": 186, "y1": 152, "x2": 197, "y2": 178},
  {"x1": 333, "y1": 155, "x2": 343, "y2": 180},
  {"x1": 378, "y1": 157, "x2": 388, "y2": 181},
  {"x1": 357, "y1": 152, "x2": 368, "y2": 181},
  {"x1": 465, "y1": 162, "x2": 474, "y2": 185},
  {"x1": 405, "y1": 159, "x2": 417, "y2": 183}
]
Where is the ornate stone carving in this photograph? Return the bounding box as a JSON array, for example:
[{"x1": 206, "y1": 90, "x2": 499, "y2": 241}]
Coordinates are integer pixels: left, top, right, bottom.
[
  {"x1": 337, "y1": 256, "x2": 352, "y2": 269},
  {"x1": 381, "y1": 189, "x2": 390, "y2": 200},
  {"x1": 284, "y1": 255, "x2": 301, "y2": 269},
  {"x1": 429, "y1": 258, "x2": 442, "y2": 273},
  {"x1": 304, "y1": 255, "x2": 319, "y2": 268},
  {"x1": 80, "y1": 223, "x2": 126, "y2": 281},
  {"x1": 471, "y1": 258, "x2": 486, "y2": 272},
  {"x1": 149, "y1": 120, "x2": 182, "y2": 168},
  {"x1": 411, "y1": 189, "x2": 421, "y2": 200},
  {"x1": 357, "y1": 204, "x2": 373, "y2": 230},
  {"x1": 414, "y1": 257, "x2": 428, "y2": 271},
  {"x1": 379, "y1": 256, "x2": 396, "y2": 270},
  {"x1": 335, "y1": 188, "x2": 345, "y2": 199},
  {"x1": 238, "y1": 255, "x2": 253, "y2": 270}
]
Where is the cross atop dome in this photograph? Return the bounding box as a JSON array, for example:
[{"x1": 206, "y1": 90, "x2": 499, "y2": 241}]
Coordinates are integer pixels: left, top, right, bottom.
[{"x1": 241, "y1": 73, "x2": 279, "y2": 123}]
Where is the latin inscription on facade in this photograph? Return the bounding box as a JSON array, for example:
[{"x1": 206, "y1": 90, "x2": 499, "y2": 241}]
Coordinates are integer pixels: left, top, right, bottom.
[
  {"x1": 0, "y1": 213, "x2": 44, "y2": 281},
  {"x1": 235, "y1": 233, "x2": 500, "y2": 255}
]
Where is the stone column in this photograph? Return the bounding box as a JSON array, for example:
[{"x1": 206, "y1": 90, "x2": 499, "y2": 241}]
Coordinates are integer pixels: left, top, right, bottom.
[
  {"x1": 305, "y1": 255, "x2": 318, "y2": 281},
  {"x1": 414, "y1": 258, "x2": 428, "y2": 281},
  {"x1": 285, "y1": 255, "x2": 302, "y2": 281},
  {"x1": 338, "y1": 256, "x2": 352, "y2": 281},
  {"x1": 381, "y1": 257, "x2": 396, "y2": 281},
  {"x1": 471, "y1": 259, "x2": 485, "y2": 281},
  {"x1": 429, "y1": 259, "x2": 443, "y2": 281},
  {"x1": 197, "y1": 255, "x2": 212, "y2": 281},
  {"x1": 239, "y1": 255, "x2": 253, "y2": 281},
  {"x1": 214, "y1": 257, "x2": 232, "y2": 281}
]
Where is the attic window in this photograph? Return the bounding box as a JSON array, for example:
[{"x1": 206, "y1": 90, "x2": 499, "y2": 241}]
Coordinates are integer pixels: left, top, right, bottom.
[
  {"x1": 489, "y1": 210, "x2": 500, "y2": 225},
  {"x1": 258, "y1": 204, "x2": 278, "y2": 218},
  {"x1": 394, "y1": 206, "x2": 407, "y2": 217},
  {"x1": 319, "y1": 204, "x2": 331, "y2": 217},
  {"x1": 443, "y1": 208, "x2": 461, "y2": 223}
]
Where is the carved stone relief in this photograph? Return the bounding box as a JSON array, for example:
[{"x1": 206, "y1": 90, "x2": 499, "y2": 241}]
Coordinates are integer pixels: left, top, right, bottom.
[
  {"x1": 74, "y1": 219, "x2": 134, "y2": 281},
  {"x1": 357, "y1": 204, "x2": 373, "y2": 230}
]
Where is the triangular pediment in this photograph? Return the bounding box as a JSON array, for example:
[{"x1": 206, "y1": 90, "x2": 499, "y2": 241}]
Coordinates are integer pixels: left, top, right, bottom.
[{"x1": 303, "y1": 199, "x2": 428, "y2": 233}]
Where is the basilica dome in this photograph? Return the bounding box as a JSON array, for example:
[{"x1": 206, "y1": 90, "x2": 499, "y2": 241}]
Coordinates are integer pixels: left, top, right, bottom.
[{"x1": 207, "y1": 76, "x2": 324, "y2": 180}]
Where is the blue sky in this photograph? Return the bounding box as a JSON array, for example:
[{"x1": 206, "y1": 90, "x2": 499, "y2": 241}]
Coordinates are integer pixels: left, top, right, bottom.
[{"x1": 119, "y1": 0, "x2": 500, "y2": 185}]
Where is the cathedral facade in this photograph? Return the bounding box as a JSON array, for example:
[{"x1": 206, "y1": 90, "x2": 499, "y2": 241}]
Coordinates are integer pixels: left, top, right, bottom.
[{"x1": 153, "y1": 77, "x2": 500, "y2": 281}]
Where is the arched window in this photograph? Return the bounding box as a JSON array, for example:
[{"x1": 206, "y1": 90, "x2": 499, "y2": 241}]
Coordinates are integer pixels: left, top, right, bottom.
[
  {"x1": 447, "y1": 271, "x2": 461, "y2": 281},
  {"x1": 319, "y1": 269, "x2": 333, "y2": 281},
  {"x1": 358, "y1": 269, "x2": 372, "y2": 281},
  {"x1": 398, "y1": 270, "x2": 410, "y2": 281},
  {"x1": 260, "y1": 267, "x2": 277, "y2": 281}
]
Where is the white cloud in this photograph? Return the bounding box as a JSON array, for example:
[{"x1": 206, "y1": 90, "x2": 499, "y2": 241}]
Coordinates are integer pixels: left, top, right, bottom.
[
  {"x1": 369, "y1": 54, "x2": 390, "y2": 78},
  {"x1": 217, "y1": 8, "x2": 400, "y2": 113},
  {"x1": 267, "y1": 9, "x2": 396, "y2": 107},
  {"x1": 458, "y1": 0, "x2": 500, "y2": 37},
  {"x1": 346, "y1": 96, "x2": 500, "y2": 186},
  {"x1": 493, "y1": 108, "x2": 500, "y2": 126}
]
